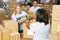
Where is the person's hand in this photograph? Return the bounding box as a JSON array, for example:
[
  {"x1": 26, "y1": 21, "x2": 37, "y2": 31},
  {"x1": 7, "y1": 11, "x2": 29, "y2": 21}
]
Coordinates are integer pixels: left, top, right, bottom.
[
  {"x1": 18, "y1": 17, "x2": 26, "y2": 24},
  {"x1": 25, "y1": 20, "x2": 30, "y2": 29},
  {"x1": 19, "y1": 17, "x2": 26, "y2": 22}
]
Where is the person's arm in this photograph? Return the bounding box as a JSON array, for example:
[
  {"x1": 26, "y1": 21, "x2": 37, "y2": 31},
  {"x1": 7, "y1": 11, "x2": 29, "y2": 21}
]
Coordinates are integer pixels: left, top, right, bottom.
[
  {"x1": 25, "y1": 20, "x2": 30, "y2": 29},
  {"x1": 17, "y1": 17, "x2": 26, "y2": 24}
]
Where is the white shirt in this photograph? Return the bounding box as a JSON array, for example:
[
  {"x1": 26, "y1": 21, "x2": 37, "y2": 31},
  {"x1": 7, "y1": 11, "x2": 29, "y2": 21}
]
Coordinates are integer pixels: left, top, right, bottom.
[
  {"x1": 29, "y1": 6, "x2": 41, "y2": 12},
  {"x1": 3, "y1": 0, "x2": 9, "y2": 2},
  {"x1": 30, "y1": 22, "x2": 50, "y2": 40},
  {"x1": 11, "y1": 11, "x2": 28, "y2": 21},
  {"x1": 17, "y1": 0, "x2": 25, "y2": 2}
]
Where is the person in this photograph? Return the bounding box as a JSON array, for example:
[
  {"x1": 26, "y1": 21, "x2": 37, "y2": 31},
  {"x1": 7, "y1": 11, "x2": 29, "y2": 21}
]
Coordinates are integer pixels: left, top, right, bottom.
[
  {"x1": 29, "y1": 1, "x2": 41, "y2": 12},
  {"x1": 29, "y1": 9, "x2": 50, "y2": 40},
  {"x1": 11, "y1": 4, "x2": 28, "y2": 33}
]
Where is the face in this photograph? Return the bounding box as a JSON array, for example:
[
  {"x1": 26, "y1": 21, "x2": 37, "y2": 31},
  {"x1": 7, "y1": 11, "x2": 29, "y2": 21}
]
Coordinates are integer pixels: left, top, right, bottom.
[
  {"x1": 15, "y1": 6, "x2": 21, "y2": 13},
  {"x1": 33, "y1": 1, "x2": 38, "y2": 7}
]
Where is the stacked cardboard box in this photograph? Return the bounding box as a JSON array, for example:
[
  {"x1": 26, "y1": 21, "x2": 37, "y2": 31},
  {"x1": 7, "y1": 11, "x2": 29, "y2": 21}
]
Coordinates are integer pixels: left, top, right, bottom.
[
  {"x1": 8, "y1": 1, "x2": 18, "y2": 8},
  {"x1": 0, "y1": 30, "x2": 2, "y2": 40},
  {"x1": 0, "y1": 10, "x2": 9, "y2": 24},
  {"x1": 0, "y1": 25, "x2": 3, "y2": 40},
  {"x1": 0, "y1": 28, "x2": 10, "y2": 40},
  {"x1": 51, "y1": 5, "x2": 60, "y2": 40},
  {"x1": 0, "y1": 25, "x2": 20, "y2": 40},
  {"x1": 10, "y1": 32, "x2": 20, "y2": 40},
  {"x1": 2, "y1": 20, "x2": 18, "y2": 32}
]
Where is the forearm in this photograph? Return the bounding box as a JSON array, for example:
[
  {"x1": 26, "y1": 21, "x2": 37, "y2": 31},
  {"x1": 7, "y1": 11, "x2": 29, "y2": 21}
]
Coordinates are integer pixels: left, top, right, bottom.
[{"x1": 18, "y1": 17, "x2": 26, "y2": 24}]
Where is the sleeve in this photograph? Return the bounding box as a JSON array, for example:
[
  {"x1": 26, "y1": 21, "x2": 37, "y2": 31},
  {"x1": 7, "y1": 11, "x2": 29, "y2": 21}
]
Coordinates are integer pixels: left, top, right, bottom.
[
  {"x1": 23, "y1": 11, "x2": 29, "y2": 19},
  {"x1": 24, "y1": 11, "x2": 28, "y2": 16},
  {"x1": 11, "y1": 14, "x2": 17, "y2": 21}
]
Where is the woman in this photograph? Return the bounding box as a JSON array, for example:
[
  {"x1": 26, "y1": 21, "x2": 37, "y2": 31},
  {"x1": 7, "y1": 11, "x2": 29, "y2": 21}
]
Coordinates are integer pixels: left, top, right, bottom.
[
  {"x1": 29, "y1": 9, "x2": 50, "y2": 40},
  {"x1": 11, "y1": 4, "x2": 28, "y2": 33}
]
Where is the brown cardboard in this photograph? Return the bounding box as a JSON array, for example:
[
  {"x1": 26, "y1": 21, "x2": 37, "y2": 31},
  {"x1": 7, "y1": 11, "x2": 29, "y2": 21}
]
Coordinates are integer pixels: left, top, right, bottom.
[
  {"x1": 51, "y1": 5, "x2": 60, "y2": 40},
  {"x1": 50, "y1": 35, "x2": 60, "y2": 40},
  {"x1": 8, "y1": 2, "x2": 18, "y2": 8},
  {"x1": 0, "y1": 31, "x2": 2, "y2": 40},
  {"x1": 52, "y1": 5, "x2": 60, "y2": 22},
  {"x1": 0, "y1": 28, "x2": 10, "y2": 40},
  {"x1": 2, "y1": 29, "x2": 10, "y2": 40},
  {"x1": 3, "y1": 20, "x2": 18, "y2": 32},
  {"x1": 51, "y1": 20, "x2": 60, "y2": 40},
  {"x1": 15, "y1": 33, "x2": 20, "y2": 40},
  {"x1": 10, "y1": 32, "x2": 20, "y2": 40},
  {"x1": 11, "y1": 33, "x2": 16, "y2": 40},
  {"x1": 23, "y1": 23, "x2": 33, "y2": 39}
]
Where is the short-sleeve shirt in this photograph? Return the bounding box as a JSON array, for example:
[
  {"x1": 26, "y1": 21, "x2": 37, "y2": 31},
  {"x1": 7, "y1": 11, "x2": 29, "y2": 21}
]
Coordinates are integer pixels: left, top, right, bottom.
[
  {"x1": 29, "y1": 6, "x2": 41, "y2": 12},
  {"x1": 30, "y1": 22, "x2": 50, "y2": 40},
  {"x1": 12, "y1": 11, "x2": 28, "y2": 30},
  {"x1": 12, "y1": 11, "x2": 28, "y2": 21}
]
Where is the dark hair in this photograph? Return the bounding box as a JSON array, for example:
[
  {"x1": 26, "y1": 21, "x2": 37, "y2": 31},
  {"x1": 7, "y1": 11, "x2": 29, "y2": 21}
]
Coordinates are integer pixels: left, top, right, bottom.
[
  {"x1": 33, "y1": 0, "x2": 38, "y2": 3},
  {"x1": 36, "y1": 9, "x2": 49, "y2": 25}
]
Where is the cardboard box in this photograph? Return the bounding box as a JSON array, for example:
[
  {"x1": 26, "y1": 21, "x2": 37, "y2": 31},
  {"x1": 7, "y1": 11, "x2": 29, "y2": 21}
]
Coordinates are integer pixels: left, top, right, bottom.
[
  {"x1": 15, "y1": 33, "x2": 20, "y2": 40},
  {"x1": 51, "y1": 5, "x2": 60, "y2": 40},
  {"x1": 3, "y1": 20, "x2": 18, "y2": 32},
  {"x1": 23, "y1": 23, "x2": 33, "y2": 39},
  {"x1": 51, "y1": 20, "x2": 60, "y2": 40},
  {"x1": 50, "y1": 34, "x2": 60, "y2": 40},
  {"x1": 0, "y1": 25, "x2": 4, "y2": 28},
  {"x1": 8, "y1": 2, "x2": 18, "y2": 8},
  {"x1": 0, "y1": 28, "x2": 10, "y2": 40},
  {"x1": 52, "y1": 5, "x2": 60, "y2": 22},
  {"x1": 51, "y1": 20, "x2": 60, "y2": 34},
  {"x1": 11, "y1": 32, "x2": 20, "y2": 40},
  {"x1": 11, "y1": 33, "x2": 16, "y2": 40},
  {"x1": 0, "y1": 31, "x2": 2, "y2": 40}
]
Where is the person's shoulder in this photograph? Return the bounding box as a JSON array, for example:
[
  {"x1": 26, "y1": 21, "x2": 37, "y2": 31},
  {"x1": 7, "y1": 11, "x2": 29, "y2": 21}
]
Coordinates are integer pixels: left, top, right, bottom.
[
  {"x1": 21, "y1": 11, "x2": 27, "y2": 13},
  {"x1": 30, "y1": 6, "x2": 34, "y2": 9},
  {"x1": 12, "y1": 12, "x2": 16, "y2": 15},
  {"x1": 37, "y1": 6, "x2": 42, "y2": 9},
  {"x1": 21, "y1": 11, "x2": 28, "y2": 14},
  {"x1": 30, "y1": 22, "x2": 39, "y2": 26},
  {"x1": 21, "y1": 11, "x2": 24, "y2": 12}
]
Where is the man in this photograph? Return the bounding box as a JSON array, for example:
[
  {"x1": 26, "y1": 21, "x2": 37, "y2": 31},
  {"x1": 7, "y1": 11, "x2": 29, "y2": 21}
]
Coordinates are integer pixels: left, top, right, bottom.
[{"x1": 29, "y1": 1, "x2": 41, "y2": 12}]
